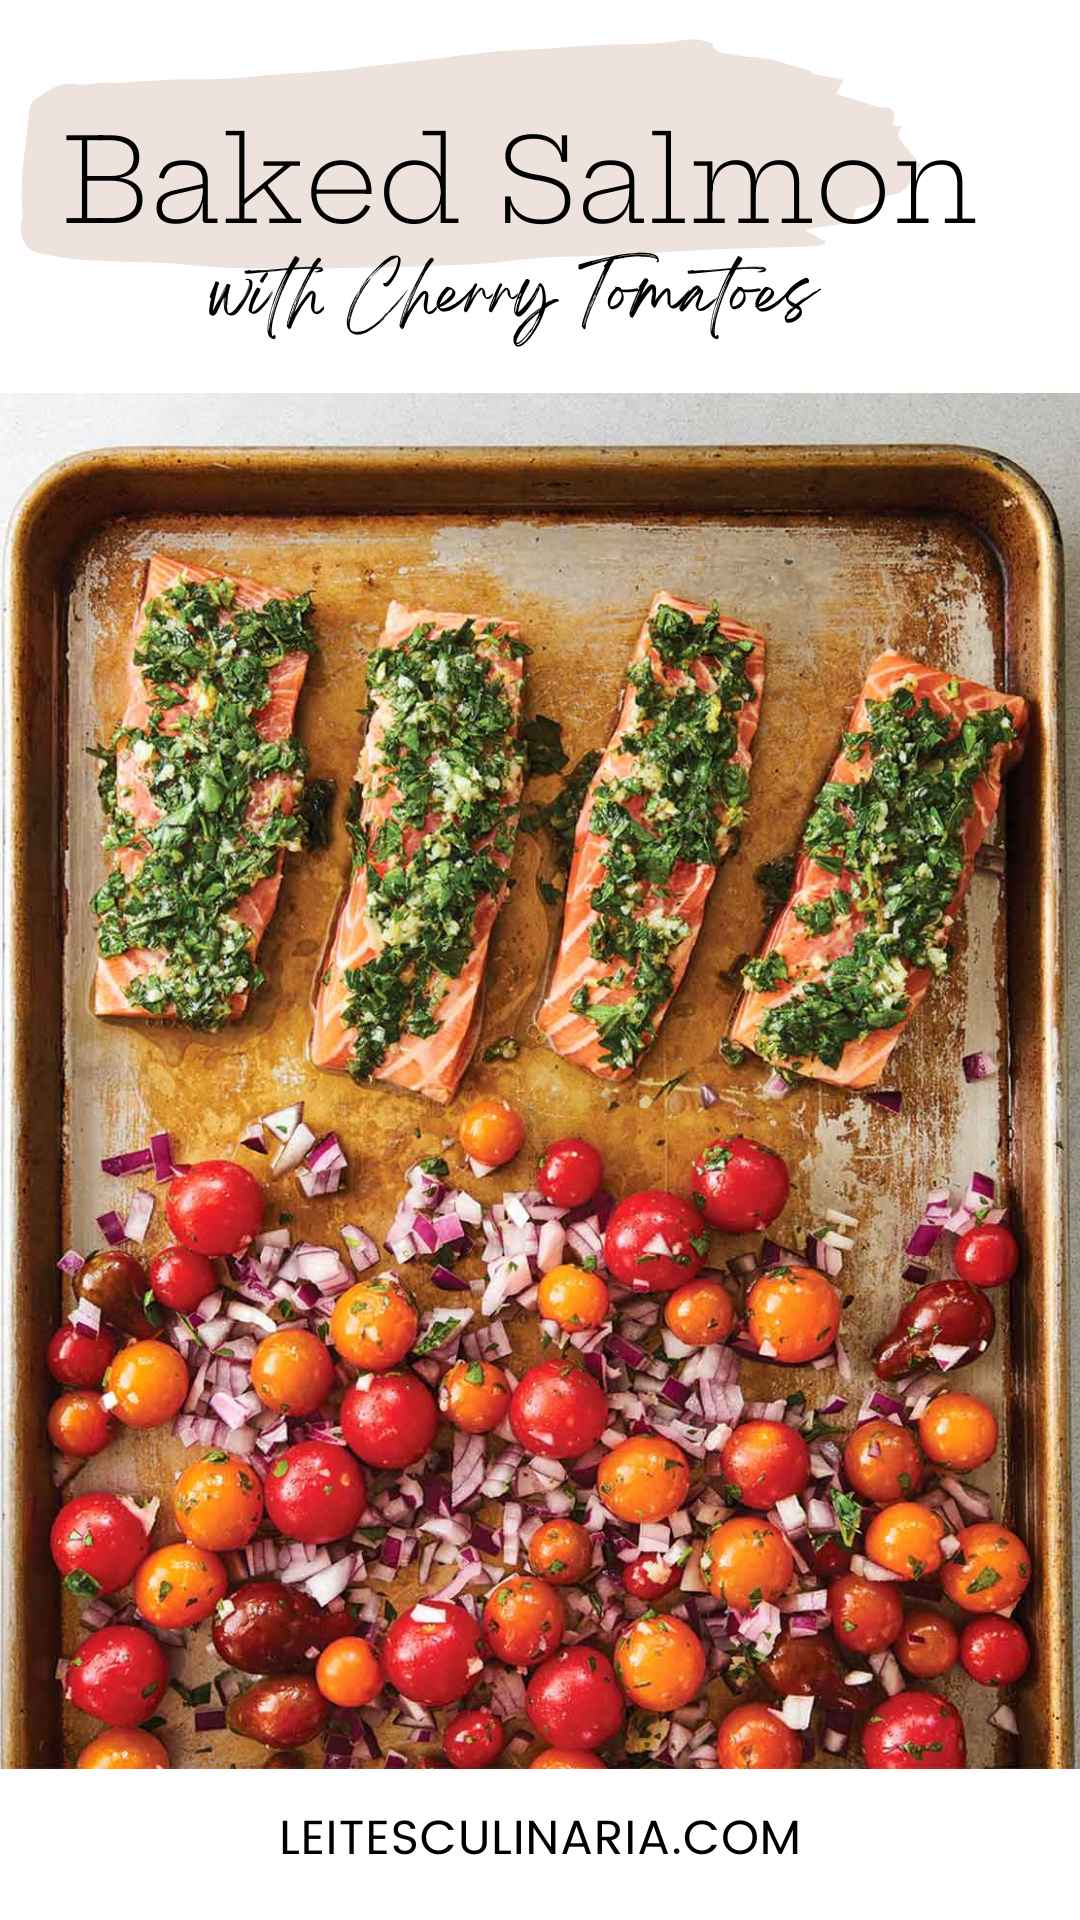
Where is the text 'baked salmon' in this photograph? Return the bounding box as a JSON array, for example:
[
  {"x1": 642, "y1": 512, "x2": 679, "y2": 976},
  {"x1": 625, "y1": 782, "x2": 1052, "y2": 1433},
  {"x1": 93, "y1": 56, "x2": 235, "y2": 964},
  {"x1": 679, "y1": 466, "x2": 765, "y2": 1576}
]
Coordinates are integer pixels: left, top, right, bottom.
[
  {"x1": 729, "y1": 651, "x2": 1028, "y2": 1088},
  {"x1": 310, "y1": 601, "x2": 525, "y2": 1104}
]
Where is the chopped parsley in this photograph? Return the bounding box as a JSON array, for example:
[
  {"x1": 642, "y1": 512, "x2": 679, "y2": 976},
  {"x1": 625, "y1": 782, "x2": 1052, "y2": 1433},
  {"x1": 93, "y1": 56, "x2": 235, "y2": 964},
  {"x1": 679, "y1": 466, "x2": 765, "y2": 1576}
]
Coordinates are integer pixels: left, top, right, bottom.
[
  {"x1": 752, "y1": 683, "x2": 1015, "y2": 1070},
  {"x1": 92, "y1": 576, "x2": 317, "y2": 1026},
  {"x1": 341, "y1": 618, "x2": 524, "y2": 1081}
]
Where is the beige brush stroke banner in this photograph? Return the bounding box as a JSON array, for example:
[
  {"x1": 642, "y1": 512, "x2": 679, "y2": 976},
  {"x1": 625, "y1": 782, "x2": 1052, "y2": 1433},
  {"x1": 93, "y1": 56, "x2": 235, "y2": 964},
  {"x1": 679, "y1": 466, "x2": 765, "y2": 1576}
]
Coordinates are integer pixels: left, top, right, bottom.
[{"x1": 22, "y1": 42, "x2": 918, "y2": 268}]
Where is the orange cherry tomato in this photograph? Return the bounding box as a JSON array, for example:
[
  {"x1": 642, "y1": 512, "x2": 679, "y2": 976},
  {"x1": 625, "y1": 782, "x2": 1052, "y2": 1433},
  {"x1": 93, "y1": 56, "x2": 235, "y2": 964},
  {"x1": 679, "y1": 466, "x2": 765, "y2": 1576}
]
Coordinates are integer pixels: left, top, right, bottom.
[
  {"x1": 828, "y1": 1572, "x2": 904, "y2": 1654},
  {"x1": 537, "y1": 1264, "x2": 610, "y2": 1332},
  {"x1": 76, "y1": 1727, "x2": 170, "y2": 1769},
  {"x1": 106, "y1": 1340, "x2": 189, "y2": 1429},
  {"x1": 918, "y1": 1392, "x2": 998, "y2": 1471},
  {"x1": 705, "y1": 1516, "x2": 795, "y2": 1611},
  {"x1": 843, "y1": 1418, "x2": 926, "y2": 1503},
  {"x1": 47, "y1": 1390, "x2": 113, "y2": 1457},
  {"x1": 716, "y1": 1701, "x2": 802, "y2": 1769},
  {"x1": 720, "y1": 1420, "x2": 810, "y2": 1510},
  {"x1": 173, "y1": 1449, "x2": 265, "y2": 1552},
  {"x1": 315, "y1": 1635, "x2": 383, "y2": 1708},
  {"x1": 329, "y1": 1276, "x2": 418, "y2": 1372},
  {"x1": 615, "y1": 1614, "x2": 706, "y2": 1711},
  {"x1": 459, "y1": 1097, "x2": 525, "y2": 1170},
  {"x1": 664, "y1": 1277, "x2": 736, "y2": 1349},
  {"x1": 864, "y1": 1502, "x2": 946, "y2": 1582},
  {"x1": 439, "y1": 1357, "x2": 511, "y2": 1434},
  {"x1": 530, "y1": 1749, "x2": 606, "y2": 1769},
  {"x1": 597, "y1": 1435, "x2": 690, "y2": 1525},
  {"x1": 941, "y1": 1523, "x2": 1031, "y2": 1614},
  {"x1": 528, "y1": 1518, "x2": 593, "y2": 1586},
  {"x1": 895, "y1": 1607, "x2": 960, "y2": 1680},
  {"x1": 133, "y1": 1541, "x2": 228, "y2": 1629},
  {"x1": 746, "y1": 1263, "x2": 841, "y2": 1364},
  {"x1": 251, "y1": 1327, "x2": 335, "y2": 1418},
  {"x1": 483, "y1": 1576, "x2": 565, "y2": 1667}
]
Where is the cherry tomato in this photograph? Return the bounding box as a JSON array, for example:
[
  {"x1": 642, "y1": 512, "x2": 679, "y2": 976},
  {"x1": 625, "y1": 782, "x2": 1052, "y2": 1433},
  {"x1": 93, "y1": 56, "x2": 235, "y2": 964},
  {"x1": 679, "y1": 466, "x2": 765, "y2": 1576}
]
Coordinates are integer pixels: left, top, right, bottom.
[
  {"x1": 444, "y1": 1706, "x2": 504, "y2": 1769},
  {"x1": 874, "y1": 1276, "x2": 995, "y2": 1379},
  {"x1": 47, "y1": 1390, "x2": 113, "y2": 1458},
  {"x1": 77, "y1": 1727, "x2": 170, "y2": 1769},
  {"x1": 484, "y1": 1576, "x2": 565, "y2": 1666},
  {"x1": 959, "y1": 1615, "x2": 1031, "y2": 1686},
  {"x1": 147, "y1": 1243, "x2": 217, "y2": 1316},
  {"x1": 526, "y1": 1645, "x2": 624, "y2": 1751},
  {"x1": 46, "y1": 1322, "x2": 118, "y2": 1390},
  {"x1": 315, "y1": 1635, "x2": 383, "y2": 1707},
  {"x1": 864, "y1": 1502, "x2": 946, "y2": 1581},
  {"x1": 329, "y1": 1276, "x2": 418, "y2": 1372},
  {"x1": 842, "y1": 1418, "x2": 925, "y2": 1503},
  {"x1": 597, "y1": 1435, "x2": 690, "y2": 1524},
  {"x1": 165, "y1": 1158, "x2": 264, "y2": 1257},
  {"x1": 212, "y1": 1580, "x2": 343, "y2": 1674},
  {"x1": 509, "y1": 1361, "x2": 608, "y2": 1461},
  {"x1": 918, "y1": 1391, "x2": 998, "y2": 1471},
  {"x1": 382, "y1": 1601, "x2": 482, "y2": 1708},
  {"x1": 604, "y1": 1190, "x2": 706, "y2": 1292},
  {"x1": 134, "y1": 1541, "x2": 228, "y2": 1629},
  {"x1": 439, "y1": 1357, "x2": 511, "y2": 1434},
  {"x1": 953, "y1": 1221, "x2": 1019, "y2": 1290},
  {"x1": 530, "y1": 1748, "x2": 607, "y2": 1769},
  {"x1": 74, "y1": 1249, "x2": 154, "y2": 1339},
  {"x1": 50, "y1": 1492, "x2": 149, "y2": 1597},
  {"x1": 264, "y1": 1439, "x2": 367, "y2": 1544},
  {"x1": 808, "y1": 1535, "x2": 852, "y2": 1580},
  {"x1": 716, "y1": 1702, "x2": 802, "y2": 1769},
  {"x1": 828, "y1": 1572, "x2": 903, "y2": 1654},
  {"x1": 251, "y1": 1327, "x2": 335, "y2": 1418},
  {"x1": 863, "y1": 1690, "x2": 967, "y2": 1769},
  {"x1": 537, "y1": 1263, "x2": 610, "y2": 1331},
  {"x1": 895, "y1": 1608, "x2": 960, "y2": 1681},
  {"x1": 173, "y1": 1450, "x2": 264, "y2": 1552},
  {"x1": 106, "y1": 1339, "x2": 189, "y2": 1429},
  {"x1": 227, "y1": 1674, "x2": 328, "y2": 1750},
  {"x1": 761, "y1": 1632, "x2": 866, "y2": 1715},
  {"x1": 341, "y1": 1370, "x2": 438, "y2": 1471},
  {"x1": 459, "y1": 1097, "x2": 525, "y2": 1170},
  {"x1": 615, "y1": 1614, "x2": 705, "y2": 1711},
  {"x1": 622, "y1": 1553, "x2": 683, "y2": 1601},
  {"x1": 663, "y1": 1277, "x2": 735, "y2": 1349},
  {"x1": 941, "y1": 1523, "x2": 1031, "y2": 1614},
  {"x1": 528, "y1": 1518, "x2": 593, "y2": 1586},
  {"x1": 721, "y1": 1420, "x2": 810, "y2": 1510},
  {"x1": 538, "y1": 1137, "x2": 604, "y2": 1210},
  {"x1": 705, "y1": 1515, "x2": 794, "y2": 1611},
  {"x1": 746, "y1": 1263, "x2": 841, "y2": 1364},
  {"x1": 691, "y1": 1135, "x2": 790, "y2": 1232},
  {"x1": 65, "y1": 1624, "x2": 169, "y2": 1726}
]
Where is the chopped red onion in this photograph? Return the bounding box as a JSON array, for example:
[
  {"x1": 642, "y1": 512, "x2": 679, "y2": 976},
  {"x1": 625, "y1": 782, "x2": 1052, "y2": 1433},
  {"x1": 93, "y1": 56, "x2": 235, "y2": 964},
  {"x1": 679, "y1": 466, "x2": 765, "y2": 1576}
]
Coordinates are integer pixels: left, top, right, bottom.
[
  {"x1": 262, "y1": 1102, "x2": 303, "y2": 1144},
  {"x1": 124, "y1": 1189, "x2": 155, "y2": 1244},
  {"x1": 101, "y1": 1146, "x2": 154, "y2": 1177},
  {"x1": 963, "y1": 1051, "x2": 998, "y2": 1083},
  {"x1": 864, "y1": 1088, "x2": 902, "y2": 1113},
  {"x1": 95, "y1": 1210, "x2": 127, "y2": 1246}
]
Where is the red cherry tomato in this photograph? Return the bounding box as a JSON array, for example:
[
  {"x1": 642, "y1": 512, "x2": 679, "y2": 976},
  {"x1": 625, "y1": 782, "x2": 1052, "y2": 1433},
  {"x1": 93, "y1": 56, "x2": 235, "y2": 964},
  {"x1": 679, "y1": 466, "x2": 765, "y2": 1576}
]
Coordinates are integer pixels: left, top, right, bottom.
[
  {"x1": 526, "y1": 1645, "x2": 624, "y2": 1752},
  {"x1": 622, "y1": 1554, "x2": 683, "y2": 1601},
  {"x1": 537, "y1": 1138, "x2": 604, "y2": 1210},
  {"x1": 165, "y1": 1159, "x2": 264, "y2": 1257},
  {"x1": 720, "y1": 1420, "x2": 810, "y2": 1510},
  {"x1": 50, "y1": 1492, "x2": 149, "y2": 1597},
  {"x1": 340, "y1": 1371, "x2": 438, "y2": 1471},
  {"x1": 691, "y1": 1135, "x2": 790, "y2": 1233},
  {"x1": 959, "y1": 1616, "x2": 1031, "y2": 1686},
  {"x1": 382, "y1": 1602, "x2": 482, "y2": 1708},
  {"x1": 953, "y1": 1222, "x2": 1019, "y2": 1290},
  {"x1": 46, "y1": 1322, "x2": 118, "y2": 1390},
  {"x1": 604, "y1": 1190, "x2": 706, "y2": 1293},
  {"x1": 148, "y1": 1243, "x2": 218, "y2": 1315},
  {"x1": 65, "y1": 1624, "x2": 169, "y2": 1727},
  {"x1": 444, "y1": 1706, "x2": 505, "y2": 1769},
  {"x1": 264, "y1": 1439, "x2": 367, "y2": 1544},
  {"x1": 509, "y1": 1361, "x2": 608, "y2": 1460},
  {"x1": 862, "y1": 1690, "x2": 967, "y2": 1769}
]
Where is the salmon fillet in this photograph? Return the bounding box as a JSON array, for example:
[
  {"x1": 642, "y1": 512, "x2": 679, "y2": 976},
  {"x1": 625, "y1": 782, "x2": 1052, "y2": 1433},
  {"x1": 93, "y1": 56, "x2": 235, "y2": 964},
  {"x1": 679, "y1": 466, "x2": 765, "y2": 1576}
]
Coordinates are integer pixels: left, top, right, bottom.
[
  {"x1": 729, "y1": 651, "x2": 1028, "y2": 1087},
  {"x1": 310, "y1": 600, "x2": 524, "y2": 1104},
  {"x1": 536, "y1": 592, "x2": 766, "y2": 1081},
  {"x1": 93, "y1": 556, "x2": 313, "y2": 1023}
]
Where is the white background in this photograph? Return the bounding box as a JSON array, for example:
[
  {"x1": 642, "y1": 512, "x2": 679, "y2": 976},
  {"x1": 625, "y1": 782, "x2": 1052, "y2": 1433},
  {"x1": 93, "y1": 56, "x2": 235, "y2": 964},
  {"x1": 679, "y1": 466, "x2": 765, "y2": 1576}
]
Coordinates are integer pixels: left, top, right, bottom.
[{"x1": 0, "y1": 0, "x2": 1077, "y2": 391}]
